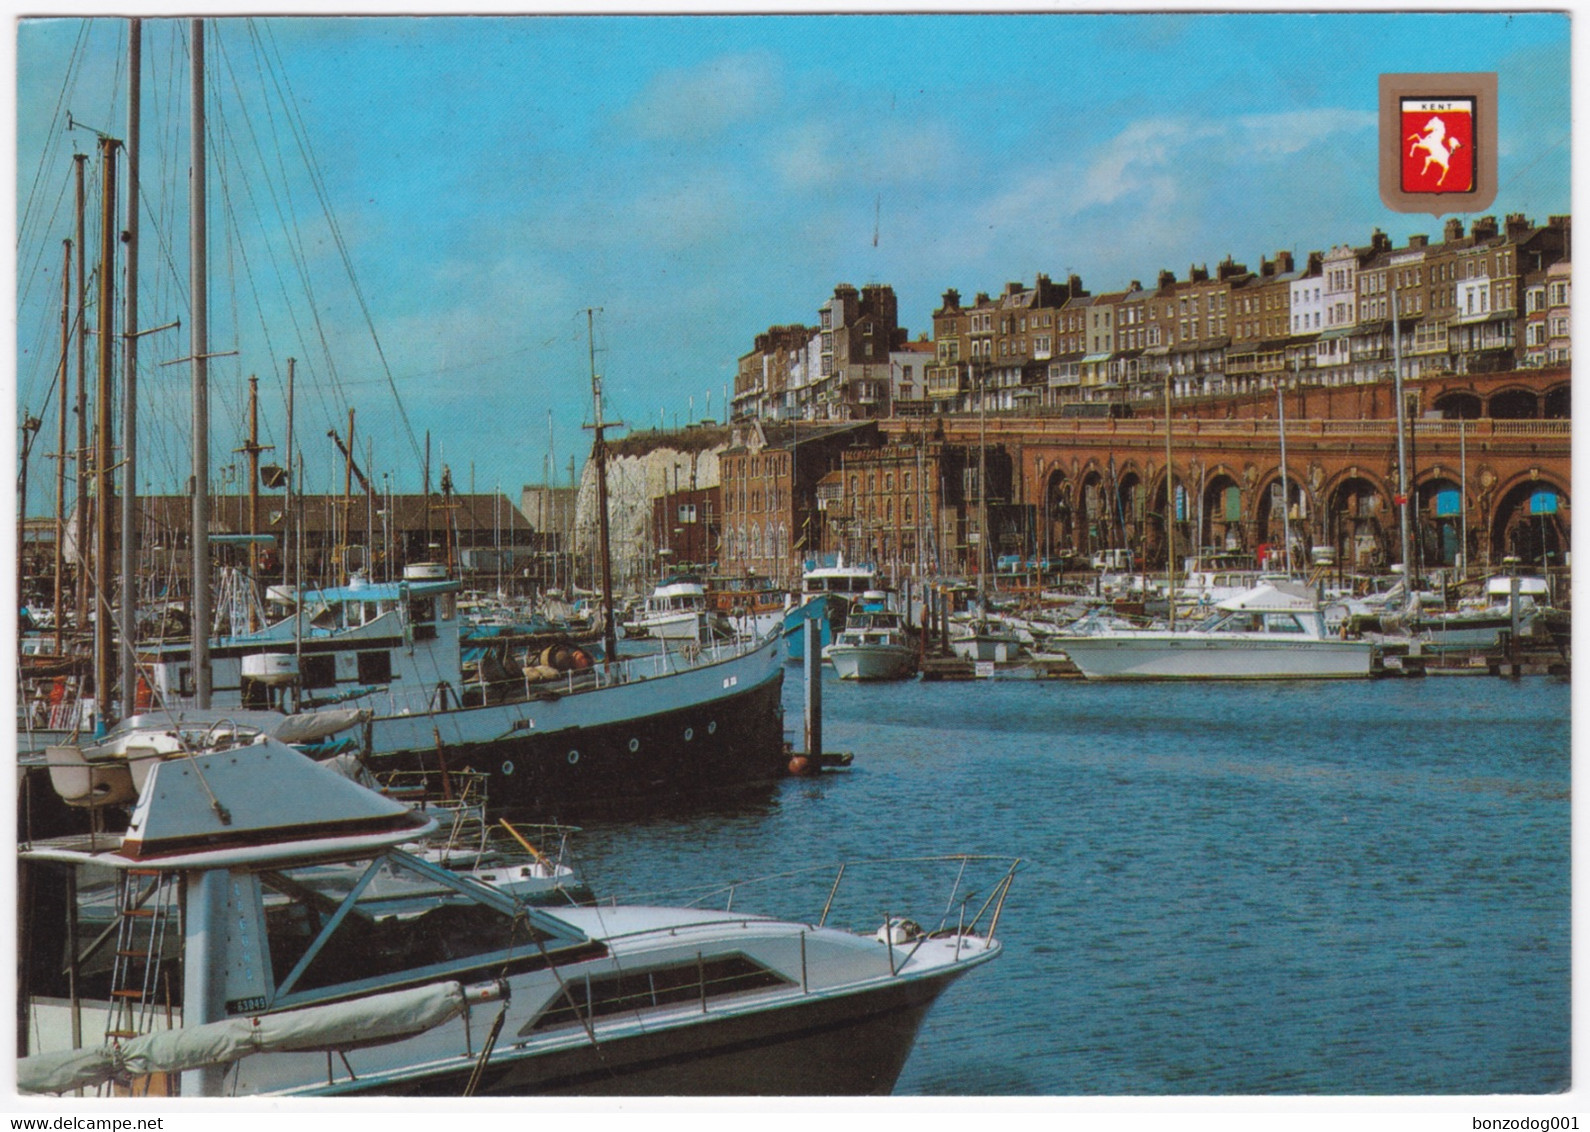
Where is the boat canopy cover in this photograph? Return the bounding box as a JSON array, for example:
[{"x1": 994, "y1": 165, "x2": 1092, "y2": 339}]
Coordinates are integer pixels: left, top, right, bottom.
[
  {"x1": 308, "y1": 576, "x2": 460, "y2": 603},
  {"x1": 270, "y1": 707, "x2": 371, "y2": 744},
  {"x1": 18, "y1": 982, "x2": 467, "y2": 1094},
  {"x1": 110, "y1": 708, "x2": 368, "y2": 745},
  {"x1": 121, "y1": 736, "x2": 423, "y2": 860},
  {"x1": 1215, "y1": 580, "x2": 1321, "y2": 614}
]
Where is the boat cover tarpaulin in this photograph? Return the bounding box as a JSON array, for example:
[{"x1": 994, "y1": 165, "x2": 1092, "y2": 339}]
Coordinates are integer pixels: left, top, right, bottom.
[
  {"x1": 270, "y1": 707, "x2": 371, "y2": 744},
  {"x1": 18, "y1": 981, "x2": 467, "y2": 1094}
]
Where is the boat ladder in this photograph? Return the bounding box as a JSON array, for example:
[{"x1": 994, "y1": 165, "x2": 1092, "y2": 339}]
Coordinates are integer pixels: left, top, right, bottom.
[{"x1": 104, "y1": 868, "x2": 179, "y2": 1044}]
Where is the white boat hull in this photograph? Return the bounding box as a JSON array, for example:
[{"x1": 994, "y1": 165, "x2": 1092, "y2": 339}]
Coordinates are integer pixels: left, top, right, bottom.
[
  {"x1": 949, "y1": 635, "x2": 1023, "y2": 663},
  {"x1": 625, "y1": 611, "x2": 710, "y2": 641},
  {"x1": 1058, "y1": 633, "x2": 1374, "y2": 680},
  {"x1": 830, "y1": 644, "x2": 917, "y2": 682}
]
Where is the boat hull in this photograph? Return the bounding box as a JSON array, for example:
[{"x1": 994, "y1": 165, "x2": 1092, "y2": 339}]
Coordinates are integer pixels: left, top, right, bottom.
[
  {"x1": 782, "y1": 596, "x2": 839, "y2": 660},
  {"x1": 339, "y1": 965, "x2": 961, "y2": 1097},
  {"x1": 1058, "y1": 634, "x2": 1375, "y2": 680},
  {"x1": 367, "y1": 635, "x2": 787, "y2": 813},
  {"x1": 949, "y1": 635, "x2": 1023, "y2": 663},
  {"x1": 830, "y1": 644, "x2": 917, "y2": 682},
  {"x1": 1413, "y1": 610, "x2": 1540, "y2": 652}
]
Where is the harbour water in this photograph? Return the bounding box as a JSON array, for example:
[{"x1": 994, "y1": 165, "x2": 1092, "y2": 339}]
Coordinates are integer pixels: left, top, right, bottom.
[{"x1": 565, "y1": 668, "x2": 1571, "y2": 1095}]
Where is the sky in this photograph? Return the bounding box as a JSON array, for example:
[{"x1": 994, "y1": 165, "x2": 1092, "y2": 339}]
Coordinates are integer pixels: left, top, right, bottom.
[{"x1": 11, "y1": 9, "x2": 1573, "y2": 519}]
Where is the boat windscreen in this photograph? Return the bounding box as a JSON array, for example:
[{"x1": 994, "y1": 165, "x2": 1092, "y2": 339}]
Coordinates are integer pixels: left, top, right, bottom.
[{"x1": 262, "y1": 852, "x2": 583, "y2": 1006}]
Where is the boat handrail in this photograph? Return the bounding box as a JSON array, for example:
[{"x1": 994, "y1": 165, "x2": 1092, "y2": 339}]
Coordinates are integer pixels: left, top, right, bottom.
[{"x1": 598, "y1": 854, "x2": 1024, "y2": 949}]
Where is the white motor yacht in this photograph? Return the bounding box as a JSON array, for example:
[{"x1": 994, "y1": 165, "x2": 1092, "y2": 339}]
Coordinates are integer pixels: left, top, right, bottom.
[
  {"x1": 829, "y1": 609, "x2": 918, "y2": 682},
  {"x1": 1054, "y1": 580, "x2": 1375, "y2": 680},
  {"x1": 622, "y1": 574, "x2": 733, "y2": 643},
  {"x1": 19, "y1": 727, "x2": 1011, "y2": 1097}
]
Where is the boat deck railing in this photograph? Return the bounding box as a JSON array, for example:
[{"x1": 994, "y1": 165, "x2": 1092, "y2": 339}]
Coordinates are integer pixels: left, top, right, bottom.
[
  {"x1": 462, "y1": 631, "x2": 773, "y2": 708},
  {"x1": 598, "y1": 854, "x2": 1023, "y2": 952}
]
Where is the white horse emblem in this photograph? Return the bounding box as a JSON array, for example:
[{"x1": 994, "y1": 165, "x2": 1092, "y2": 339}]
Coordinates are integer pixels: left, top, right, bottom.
[{"x1": 1407, "y1": 116, "x2": 1462, "y2": 186}]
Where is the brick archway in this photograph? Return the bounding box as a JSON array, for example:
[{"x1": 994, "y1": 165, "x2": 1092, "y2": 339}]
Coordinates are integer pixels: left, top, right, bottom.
[{"x1": 1488, "y1": 473, "x2": 1570, "y2": 569}]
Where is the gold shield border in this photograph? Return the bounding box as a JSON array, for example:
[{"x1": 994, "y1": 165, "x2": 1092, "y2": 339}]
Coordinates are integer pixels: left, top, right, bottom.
[{"x1": 1379, "y1": 71, "x2": 1497, "y2": 217}]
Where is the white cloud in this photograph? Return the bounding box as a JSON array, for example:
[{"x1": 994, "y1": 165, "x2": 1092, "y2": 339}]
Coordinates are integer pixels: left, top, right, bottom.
[
  {"x1": 1231, "y1": 108, "x2": 1378, "y2": 158},
  {"x1": 624, "y1": 53, "x2": 780, "y2": 141}
]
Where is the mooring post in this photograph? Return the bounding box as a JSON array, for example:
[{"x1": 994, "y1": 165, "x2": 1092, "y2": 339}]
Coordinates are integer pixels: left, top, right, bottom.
[
  {"x1": 1508, "y1": 576, "x2": 1523, "y2": 672},
  {"x1": 803, "y1": 617, "x2": 822, "y2": 758}
]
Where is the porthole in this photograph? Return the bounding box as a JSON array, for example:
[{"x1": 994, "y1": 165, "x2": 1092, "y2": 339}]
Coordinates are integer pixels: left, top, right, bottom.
[
  {"x1": 501, "y1": 760, "x2": 515, "y2": 776},
  {"x1": 707, "y1": 721, "x2": 717, "y2": 735},
  {"x1": 684, "y1": 727, "x2": 694, "y2": 742},
  {"x1": 628, "y1": 737, "x2": 640, "y2": 753},
  {"x1": 567, "y1": 750, "x2": 580, "y2": 765}
]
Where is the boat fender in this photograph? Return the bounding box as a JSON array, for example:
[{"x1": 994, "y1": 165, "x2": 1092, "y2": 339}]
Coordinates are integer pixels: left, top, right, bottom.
[
  {"x1": 569, "y1": 648, "x2": 593, "y2": 670},
  {"x1": 876, "y1": 918, "x2": 923, "y2": 945},
  {"x1": 464, "y1": 978, "x2": 510, "y2": 1006}
]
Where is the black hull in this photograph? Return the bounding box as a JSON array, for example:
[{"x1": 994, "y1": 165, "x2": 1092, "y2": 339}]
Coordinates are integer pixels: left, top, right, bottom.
[
  {"x1": 370, "y1": 668, "x2": 787, "y2": 818},
  {"x1": 330, "y1": 968, "x2": 957, "y2": 1097}
]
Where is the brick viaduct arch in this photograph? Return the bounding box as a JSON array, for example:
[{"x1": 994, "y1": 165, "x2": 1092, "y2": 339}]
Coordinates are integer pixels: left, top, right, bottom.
[{"x1": 903, "y1": 414, "x2": 1570, "y2": 576}]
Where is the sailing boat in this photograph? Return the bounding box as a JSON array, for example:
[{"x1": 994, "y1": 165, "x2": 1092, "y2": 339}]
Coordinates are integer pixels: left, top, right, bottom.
[
  {"x1": 126, "y1": 318, "x2": 789, "y2": 813},
  {"x1": 21, "y1": 21, "x2": 787, "y2": 814}
]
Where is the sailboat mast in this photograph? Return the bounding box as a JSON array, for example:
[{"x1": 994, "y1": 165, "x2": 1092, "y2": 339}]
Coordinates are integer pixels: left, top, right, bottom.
[
  {"x1": 977, "y1": 364, "x2": 988, "y2": 602},
  {"x1": 284, "y1": 358, "x2": 295, "y2": 582},
  {"x1": 54, "y1": 239, "x2": 70, "y2": 654},
  {"x1": 18, "y1": 415, "x2": 41, "y2": 619},
  {"x1": 1278, "y1": 365, "x2": 1293, "y2": 577},
  {"x1": 118, "y1": 16, "x2": 141, "y2": 714},
  {"x1": 190, "y1": 17, "x2": 212, "y2": 709},
  {"x1": 93, "y1": 135, "x2": 120, "y2": 720},
  {"x1": 1459, "y1": 419, "x2": 1468, "y2": 576},
  {"x1": 344, "y1": 408, "x2": 355, "y2": 577},
  {"x1": 586, "y1": 308, "x2": 619, "y2": 665},
  {"x1": 1165, "y1": 369, "x2": 1176, "y2": 631},
  {"x1": 1391, "y1": 287, "x2": 1413, "y2": 613},
  {"x1": 73, "y1": 153, "x2": 88, "y2": 630},
  {"x1": 243, "y1": 376, "x2": 265, "y2": 630}
]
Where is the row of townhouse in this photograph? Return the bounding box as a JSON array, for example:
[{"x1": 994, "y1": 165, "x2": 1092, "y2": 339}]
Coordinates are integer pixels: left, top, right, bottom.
[
  {"x1": 729, "y1": 283, "x2": 939, "y2": 423},
  {"x1": 732, "y1": 213, "x2": 1570, "y2": 423}
]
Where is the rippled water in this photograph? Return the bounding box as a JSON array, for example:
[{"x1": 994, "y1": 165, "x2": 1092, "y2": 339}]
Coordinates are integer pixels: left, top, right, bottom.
[{"x1": 567, "y1": 670, "x2": 1571, "y2": 1096}]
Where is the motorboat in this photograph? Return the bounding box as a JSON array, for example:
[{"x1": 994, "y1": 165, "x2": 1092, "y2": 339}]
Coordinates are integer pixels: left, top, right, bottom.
[
  {"x1": 704, "y1": 572, "x2": 791, "y2": 641},
  {"x1": 1401, "y1": 570, "x2": 1554, "y2": 652},
  {"x1": 828, "y1": 609, "x2": 918, "y2": 682},
  {"x1": 1054, "y1": 580, "x2": 1375, "y2": 680},
  {"x1": 947, "y1": 610, "x2": 1026, "y2": 663},
  {"x1": 782, "y1": 556, "x2": 881, "y2": 660},
  {"x1": 621, "y1": 574, "x2": 733, "y2": 644},
  {"x1": 18, "y1": 728, "x2": 1012, "y2": 1097}
]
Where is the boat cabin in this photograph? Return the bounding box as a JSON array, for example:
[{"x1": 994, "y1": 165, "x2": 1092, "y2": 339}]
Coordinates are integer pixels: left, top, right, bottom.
[{"x1": 139, "y1": 571, "x2": 462, "y2": 716}]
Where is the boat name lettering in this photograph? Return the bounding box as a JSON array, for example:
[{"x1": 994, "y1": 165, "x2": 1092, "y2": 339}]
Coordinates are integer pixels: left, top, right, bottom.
[
  {"x1": 226, "y1": 996, "x2": 268, "y2": 1015},
  {"x1": 722, "y1": 675, "x2": 739, "y2": 689}
]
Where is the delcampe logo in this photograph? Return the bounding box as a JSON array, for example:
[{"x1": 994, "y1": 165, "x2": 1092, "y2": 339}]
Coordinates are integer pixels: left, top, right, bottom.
[{"x1": 1379, "y1": 73, "x2": 1496, "y2": 216}]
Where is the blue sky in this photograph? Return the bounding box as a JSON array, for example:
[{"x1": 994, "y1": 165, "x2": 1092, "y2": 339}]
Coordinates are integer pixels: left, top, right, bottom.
[{"x1": 13, "y1": 11, "x2": 1571, "y2": 516}]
